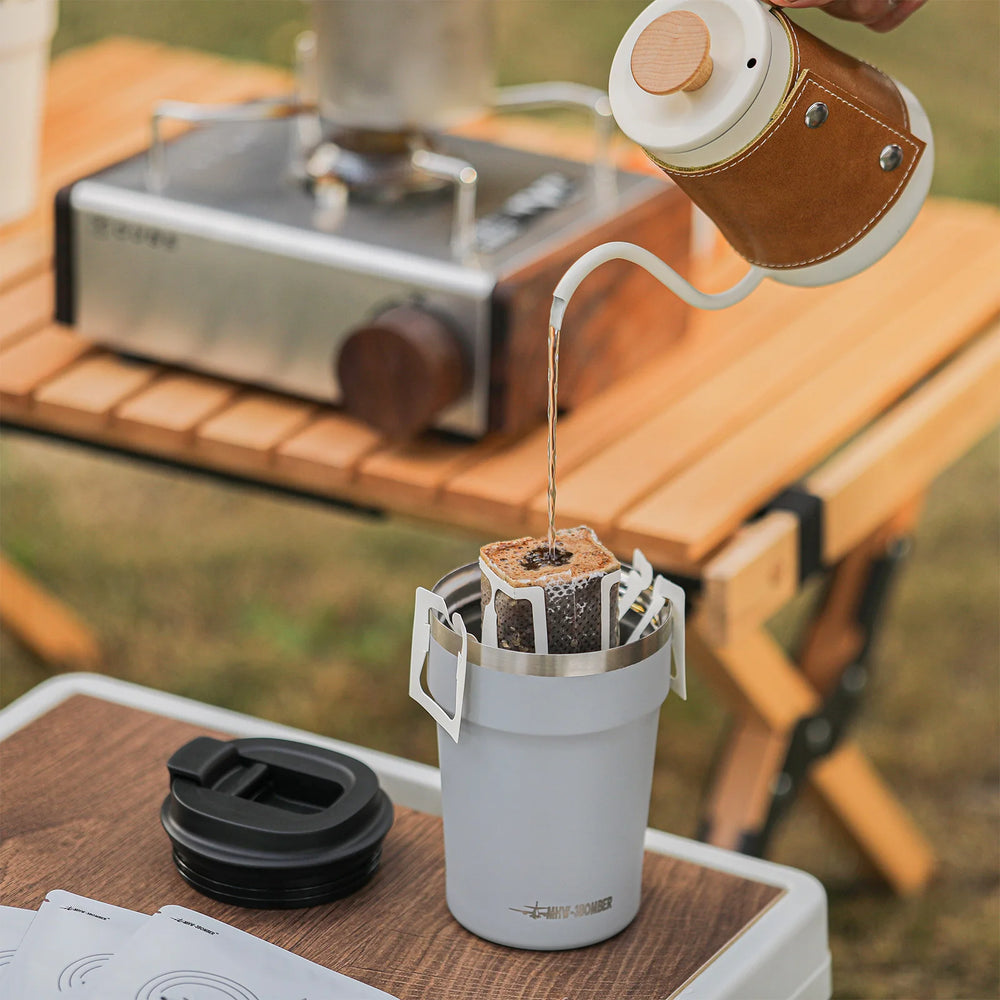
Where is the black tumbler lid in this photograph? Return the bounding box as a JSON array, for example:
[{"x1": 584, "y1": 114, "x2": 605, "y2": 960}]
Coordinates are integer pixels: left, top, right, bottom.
[{"x1": 161, "y1": 735, "x2": 393, "y2": 908}]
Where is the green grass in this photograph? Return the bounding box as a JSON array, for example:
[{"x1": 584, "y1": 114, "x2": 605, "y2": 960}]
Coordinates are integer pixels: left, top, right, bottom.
[{"x1": 3, "y1": 3, "x2": 999, "y2": 997}]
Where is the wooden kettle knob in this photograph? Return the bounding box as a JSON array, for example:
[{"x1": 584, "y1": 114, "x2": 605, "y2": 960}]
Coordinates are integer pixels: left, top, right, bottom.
[
  {"x1": 337, "y1": 304, "x2": 467, "y2": 440},
  {"x1": 630, "y1": 11, "x2": 713, "y2": 95}
]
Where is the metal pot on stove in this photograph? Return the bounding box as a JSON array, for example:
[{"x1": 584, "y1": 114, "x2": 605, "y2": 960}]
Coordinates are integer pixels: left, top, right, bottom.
[{"x1": 311, "y1": 0, "x2": 494, "y2": 139}]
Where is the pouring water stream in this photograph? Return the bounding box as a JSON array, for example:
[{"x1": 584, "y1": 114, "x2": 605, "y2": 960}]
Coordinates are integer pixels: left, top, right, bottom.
[{"x1": 545, "y1": 242, "x2": 765, "y2": 554}]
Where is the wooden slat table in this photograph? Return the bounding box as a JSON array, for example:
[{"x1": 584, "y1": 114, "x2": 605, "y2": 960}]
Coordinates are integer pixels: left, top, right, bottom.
[
  {"x1": 0, "y1": 675, "x2": 831, "y2": 999},
  {"x1": 3, "y1": 38, "x2": 1000, "y2": 897}
]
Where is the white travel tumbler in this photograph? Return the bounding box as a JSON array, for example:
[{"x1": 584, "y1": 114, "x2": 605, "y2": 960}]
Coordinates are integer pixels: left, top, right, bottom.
[{"x1": 409, "y1": 561, "x2": 685, "y2": 950}]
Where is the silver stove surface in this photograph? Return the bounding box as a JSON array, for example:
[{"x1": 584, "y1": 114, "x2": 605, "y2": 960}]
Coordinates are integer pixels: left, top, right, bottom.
[{"x1": 63, "y1": 120, "x2": 666, "y2": 436}]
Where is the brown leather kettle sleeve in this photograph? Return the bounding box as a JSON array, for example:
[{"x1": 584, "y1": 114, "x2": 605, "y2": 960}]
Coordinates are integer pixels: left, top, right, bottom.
[{"x1": 657, "y1": 10, "x2": 926, "y2": 270}]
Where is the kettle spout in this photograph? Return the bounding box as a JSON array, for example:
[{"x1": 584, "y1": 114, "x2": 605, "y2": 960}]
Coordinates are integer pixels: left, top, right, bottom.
[{"x1": 549, "y1": 241, "x2": 764, "y2": 330}]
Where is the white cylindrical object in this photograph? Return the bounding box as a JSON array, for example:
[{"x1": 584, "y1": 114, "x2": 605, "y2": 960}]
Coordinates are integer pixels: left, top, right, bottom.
[
  {"x1": 415, "y1": 564, "x2": 678, "y2": 950},
  {"x1": 0, "y1": 0, "x2": 57, "y2": 226},
  {"x1": 429, "y1": 635, "x2": 670, "y2": 950}
]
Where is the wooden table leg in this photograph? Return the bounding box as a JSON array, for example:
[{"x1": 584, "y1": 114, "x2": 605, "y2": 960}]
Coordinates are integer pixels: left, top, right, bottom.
[
  {"x1": 810, "y1": 742, "x2": 935, "y2": 896},
  {"x1": 699, "y1": 717, "x2": 787, "y2": 852},
  {"x1": 0, "y1": 554, "x2": 100, "y2": 669},
  {"x1": 797, "y1": 499, "x2": 923, "y2": 697},
  {"x1": 693, "y1": 504, "x2": 936, "y2": 895},
  {"x1": 693, "y1": 327, "x2": 1000, "y2": 894}
]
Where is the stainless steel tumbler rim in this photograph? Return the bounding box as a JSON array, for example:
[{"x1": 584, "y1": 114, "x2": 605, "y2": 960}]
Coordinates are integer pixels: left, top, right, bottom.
[{"x1": 429, "y1": 562, "x2": 673, "y2": 677}]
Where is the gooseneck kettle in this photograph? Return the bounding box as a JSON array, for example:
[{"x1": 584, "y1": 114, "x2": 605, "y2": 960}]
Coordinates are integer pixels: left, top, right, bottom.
[{"x1": 552, "y1": 0, "x2": 933, "y2": 324}]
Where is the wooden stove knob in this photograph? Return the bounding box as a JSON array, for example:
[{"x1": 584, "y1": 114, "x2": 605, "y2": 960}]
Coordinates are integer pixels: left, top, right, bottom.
[
  {"x1": 336, "y1": 304, "x2": 467, "y2": 440},
  {"x1": 630, "y1": 11, "x2": 713, "y2": 95}
]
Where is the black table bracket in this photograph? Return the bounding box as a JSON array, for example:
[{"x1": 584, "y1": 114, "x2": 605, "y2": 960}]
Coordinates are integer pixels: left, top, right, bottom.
[{"x1": 736, "y1": 534, "x2": 912, "y2": 858}]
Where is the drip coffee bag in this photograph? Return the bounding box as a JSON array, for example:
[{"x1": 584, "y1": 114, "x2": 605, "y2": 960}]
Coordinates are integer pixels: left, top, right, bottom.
[{"x1": 480, "y1": 526, "x2": 620, "y2": 654}]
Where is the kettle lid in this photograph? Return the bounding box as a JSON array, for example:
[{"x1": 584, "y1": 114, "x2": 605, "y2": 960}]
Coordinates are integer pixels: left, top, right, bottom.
[{"x1": 609, "y1": 0, "x2": 775, "y2": 155}]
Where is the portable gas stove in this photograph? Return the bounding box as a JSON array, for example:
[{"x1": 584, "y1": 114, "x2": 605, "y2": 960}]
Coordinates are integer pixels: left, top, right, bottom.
[{"x1": 54, "y1": 5, "x2": 691, "y2": 439}]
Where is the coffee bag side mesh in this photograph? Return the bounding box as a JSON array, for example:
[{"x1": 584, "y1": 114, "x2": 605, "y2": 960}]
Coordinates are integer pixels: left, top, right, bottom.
[{"x1": 480, "y1": 526, "x2": 620, "y2": 654}]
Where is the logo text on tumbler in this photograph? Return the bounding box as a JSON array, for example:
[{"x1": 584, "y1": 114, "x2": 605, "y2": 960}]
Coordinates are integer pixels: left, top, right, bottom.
[{"x1": 509, "y1": 896, "x2": 613, "y2": 920}]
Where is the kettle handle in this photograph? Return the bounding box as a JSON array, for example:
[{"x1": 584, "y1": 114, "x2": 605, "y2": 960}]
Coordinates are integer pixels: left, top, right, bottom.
[{"x1": 550, "y1": 241, "x2": 764, "y2": 328}]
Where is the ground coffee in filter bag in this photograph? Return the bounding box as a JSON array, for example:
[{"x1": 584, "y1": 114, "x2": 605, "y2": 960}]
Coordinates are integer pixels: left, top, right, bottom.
[{"x1": 480, "y1": 525, "x2": 621, "y2": 654}]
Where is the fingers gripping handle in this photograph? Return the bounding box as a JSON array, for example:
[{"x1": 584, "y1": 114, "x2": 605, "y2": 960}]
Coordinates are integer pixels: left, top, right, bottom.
[{"x1": 409, "y1": 588, "x2": 469, "y2": 743}]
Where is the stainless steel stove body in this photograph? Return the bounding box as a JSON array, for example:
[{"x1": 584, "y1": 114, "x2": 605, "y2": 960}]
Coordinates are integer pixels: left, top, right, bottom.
[{"x1": 55, "y1": 119, "x2": 672, "y2": 437}]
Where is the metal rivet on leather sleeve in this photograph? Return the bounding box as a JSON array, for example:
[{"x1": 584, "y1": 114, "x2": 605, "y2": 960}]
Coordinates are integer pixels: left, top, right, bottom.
[
  {"x1": 804, "y1": 102, "x2": 828, "y2": 128},
  {"x1": 880, "y1": 144, "x2": 904, "y2": 171}
]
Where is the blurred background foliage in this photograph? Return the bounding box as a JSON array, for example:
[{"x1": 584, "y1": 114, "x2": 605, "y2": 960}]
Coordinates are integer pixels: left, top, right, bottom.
[{"x1": 3, "y1": 2, "x2": 999, "y2": 998}]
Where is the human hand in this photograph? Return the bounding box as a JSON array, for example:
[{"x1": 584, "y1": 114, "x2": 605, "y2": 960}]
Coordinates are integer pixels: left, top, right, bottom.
[{"x1": 769, "y1": 0, "x2": 927, "y2": 32}]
